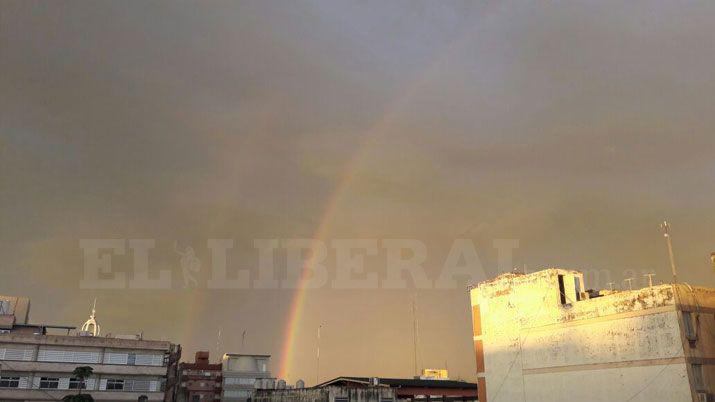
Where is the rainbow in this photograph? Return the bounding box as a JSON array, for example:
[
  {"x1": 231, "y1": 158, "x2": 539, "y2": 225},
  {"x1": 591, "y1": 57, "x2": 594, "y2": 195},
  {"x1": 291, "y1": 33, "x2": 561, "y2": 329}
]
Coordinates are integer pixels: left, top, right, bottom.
[
  {"x1": 274, "y1": 12, "x2": 496, "y2": 378},
  {"x1": 163, "y1": 3, "x2": 505, "y2": 382}
]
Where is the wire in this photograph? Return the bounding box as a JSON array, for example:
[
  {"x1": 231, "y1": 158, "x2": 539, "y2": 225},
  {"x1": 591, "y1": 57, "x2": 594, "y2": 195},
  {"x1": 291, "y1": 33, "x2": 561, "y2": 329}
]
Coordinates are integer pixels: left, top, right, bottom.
[
  {"x1": 489, "y1": 280, "x2": 555, "y2": 401},
  {"x1": 622, "y1": 358, "x2": 679, "y2": 402}
]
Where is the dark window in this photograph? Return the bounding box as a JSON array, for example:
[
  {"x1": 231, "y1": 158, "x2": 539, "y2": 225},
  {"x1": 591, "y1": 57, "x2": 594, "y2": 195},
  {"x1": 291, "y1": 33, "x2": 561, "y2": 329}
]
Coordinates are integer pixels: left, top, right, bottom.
[
  {"x1": 107, "y1": 379, "x2": 125, "y2": 390},
  {"x1": 335, "y1": 398, "x2": 348, "y2": 402},
  {"x1": 0, "y1": 377, "x2": 20, "y2": 388},
  {"x1": 192, "y1": 396, "x2": 201, "y2": 402},
  {"x1": 127, "y1": 353, "x2": 136, "y2": 366},
  {"x1": 684, "y1": 312, "x2": 698, "y2": 342},
  {"x1": 69, "y1": 377, "x2": 87, "y2": 389},
  {"x1": 39, "y1": 377, "x2": 59, "y2": 389},
  {"x1": 693, "y1": 364, "x2": 705, "y2": 391},
  {"x1": 557, "y1": 275, "x2": 567, "y2": 304}
]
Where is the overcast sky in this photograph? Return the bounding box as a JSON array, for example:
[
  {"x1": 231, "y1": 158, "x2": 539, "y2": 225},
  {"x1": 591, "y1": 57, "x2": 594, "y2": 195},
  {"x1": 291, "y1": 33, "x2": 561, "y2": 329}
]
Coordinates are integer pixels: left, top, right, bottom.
[{"x1": 2, "y1": 0, "x2": 715, "y2": 383}]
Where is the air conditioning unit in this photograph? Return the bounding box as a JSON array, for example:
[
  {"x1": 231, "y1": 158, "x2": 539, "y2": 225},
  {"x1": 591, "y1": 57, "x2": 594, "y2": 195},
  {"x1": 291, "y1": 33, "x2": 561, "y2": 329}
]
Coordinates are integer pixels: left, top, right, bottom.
[{"x1": 698, "y1": 392, "x2": 712, "y2": 402}]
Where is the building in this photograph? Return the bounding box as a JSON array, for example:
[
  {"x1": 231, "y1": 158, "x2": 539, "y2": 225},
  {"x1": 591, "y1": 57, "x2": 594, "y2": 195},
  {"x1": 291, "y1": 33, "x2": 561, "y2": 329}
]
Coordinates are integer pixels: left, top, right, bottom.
[
  {"x1": 176, "y1": 351, "x2": 222, "y2": 402},
  {"x1": 221, "y1": 353, "x2": 273, "y2": 401},
  {"x1": 469, "y1": 268, "x2": 715, "y2": 402},
  {"x1": 418, "y1": 369, "x2": 449, "y2": 380},
  {"x1": 0, "y1": 294, "x2": 181, "y2": 401},
  {"x1": 254, "y1": 377, "x2": 477, "y2": 402}
]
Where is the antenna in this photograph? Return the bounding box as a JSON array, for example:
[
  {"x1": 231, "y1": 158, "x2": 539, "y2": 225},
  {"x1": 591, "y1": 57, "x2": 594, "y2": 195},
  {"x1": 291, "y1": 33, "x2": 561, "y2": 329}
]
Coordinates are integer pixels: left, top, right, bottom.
[
  {"x1": 241, "y1": 330, "x2": 247, "y2": 352},
  {"x1": 215, "y1": 328, "x2": 222, "y2": 358},
  {"x1": 644, "y1": 273, "x2": 656, "y2": 288},
  {"x1": 412, "y1": 294, "x2": 421, "y2": 377},
  {"x1": 607, "y1": 282, "x2": 615, "y2": 291},
  {"x1": 316, "y1": 324, "x2": 323, "y2": 385},
  {"x1": 660, "y1": 221, "x2": 678, "y2": 283},
  {"x1": 624, "y1": 278, "x2": 634, "y2": 291},
  {"x1": 81, "y1": 298, "x2": 100, "y2": 336}
]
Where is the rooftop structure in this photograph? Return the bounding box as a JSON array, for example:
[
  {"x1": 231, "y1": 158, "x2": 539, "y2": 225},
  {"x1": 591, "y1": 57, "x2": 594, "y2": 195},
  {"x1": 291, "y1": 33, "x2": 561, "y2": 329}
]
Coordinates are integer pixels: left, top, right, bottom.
[
  {"x1": 0, "y1": 294, "x2": 181, "y2": 401},
  {"x1": 221, "y1": 353, "x2": 273, "y2": 401},
  {"x1": 470, "y1": 268, "x2": 715, "y2": 402}
]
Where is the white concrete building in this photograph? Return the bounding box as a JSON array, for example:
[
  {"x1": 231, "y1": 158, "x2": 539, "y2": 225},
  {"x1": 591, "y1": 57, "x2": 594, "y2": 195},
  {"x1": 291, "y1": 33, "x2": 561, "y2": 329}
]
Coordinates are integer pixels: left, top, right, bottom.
[
  {"x1": 0, "y1": 295, "x2": 181, "y2": 401},
  {"x1": 469, "y1": 268, "x2": 715, "y2": 402},
  {"x1": 221, "y1": 353, "x2": 272, "y2": 402}
]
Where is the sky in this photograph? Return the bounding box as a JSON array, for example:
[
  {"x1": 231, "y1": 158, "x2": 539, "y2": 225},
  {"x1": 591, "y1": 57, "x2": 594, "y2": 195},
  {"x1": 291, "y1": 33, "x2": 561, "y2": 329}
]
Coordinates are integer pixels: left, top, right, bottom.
[{"x1": 2, "y1": 0, "x2": 715, "y2": 384}]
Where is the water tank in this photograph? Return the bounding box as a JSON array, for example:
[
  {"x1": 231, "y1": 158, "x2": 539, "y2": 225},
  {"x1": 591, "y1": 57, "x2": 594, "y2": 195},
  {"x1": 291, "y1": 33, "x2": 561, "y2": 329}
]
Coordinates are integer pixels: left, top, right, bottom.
[
  {"x1": 296, "y1": 380, "x2": 305, "y2": 389},
  {"x1": 277, "y1": 379, "x2": 286, "y2": 389}
]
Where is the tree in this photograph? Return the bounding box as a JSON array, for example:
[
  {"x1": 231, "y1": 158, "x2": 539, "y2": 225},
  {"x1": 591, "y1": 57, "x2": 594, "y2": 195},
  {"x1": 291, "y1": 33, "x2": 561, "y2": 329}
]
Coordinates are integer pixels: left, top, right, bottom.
[
  {"x1": 63, "y1": 365, "x2": 94, "y2": 401},
  {"x1": 61, "y1": 395, "x2": 94, "y2": 402}
]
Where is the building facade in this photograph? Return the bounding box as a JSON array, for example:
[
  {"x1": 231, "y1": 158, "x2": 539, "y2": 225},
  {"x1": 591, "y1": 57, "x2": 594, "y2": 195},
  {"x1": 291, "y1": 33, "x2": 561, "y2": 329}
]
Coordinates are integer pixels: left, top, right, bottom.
[
  {"x1": 221, "y1": 353, "x2": 272, "y2": 401},
  {"x1": 255, "y1": 385, "x2": 395, "y2": 402},
  {"x1": 255, "y1": 377, "x2": 477, "y2": 402},
  {"x1": 0, "y1": 295, "x2": 181, "y2": 401},
  {"x1": 469, "y1": 268, "x2": 715, "y2": 402},
  {"x1": 177, "y1": 351, "x2": 222, "y2": 402}
]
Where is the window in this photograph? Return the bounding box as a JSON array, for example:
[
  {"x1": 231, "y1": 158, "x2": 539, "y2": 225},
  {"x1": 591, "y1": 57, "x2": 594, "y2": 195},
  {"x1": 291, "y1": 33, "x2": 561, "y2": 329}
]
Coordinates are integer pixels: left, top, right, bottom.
[
  {"x1": 0, "y1": 300, "x2": 9, "y2": 314},
  {"x1": 335, "y1": 397, "x2": 348, "y2": 402},
  {"x1": 693, "y1": 364, "x2": 705, "y2": 391},
  {"x1": 0, "y1": 376, "x2": 20, "y2": 388},
  {"x1": 574, "y1": 277, "x2": 582, "y2": 301},
  {"x1": 69, "y1": 377, "x2": 87, "y2": 389},
  {"x1": 192, "y1": 396, "x2": 201, "y2": 402},
  {"x1": 684, "y1": 312, "x2": 698, "y2": 342},
  {"x1": 127, "y1": 352, "x2": 136, "y2": 366},
  {"x1": 107, "y1": 379, "x2": 125, "y2": 390},
  {"x1": 557, "y1": 275, "x2": 567, "y2": 304},
  {"x1": 39, "y1": 377, "x2": 59, "y2": 389}
]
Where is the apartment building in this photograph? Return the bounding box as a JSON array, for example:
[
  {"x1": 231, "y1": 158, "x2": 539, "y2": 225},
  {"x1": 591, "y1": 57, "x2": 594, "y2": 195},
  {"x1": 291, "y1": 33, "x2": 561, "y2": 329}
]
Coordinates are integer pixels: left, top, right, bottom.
[
  {"x1": 176, "y1": 351, "x2": 222, "y2": 402},
  {"x1": 469, "y1": 268, "x2": 715, "y2": 402},
  {"x1": 0, "y1": 294, "x2": 181, "y2": 401},
  {"x1": 221, "y1": 353, "x2": 272, "y2": 401}
]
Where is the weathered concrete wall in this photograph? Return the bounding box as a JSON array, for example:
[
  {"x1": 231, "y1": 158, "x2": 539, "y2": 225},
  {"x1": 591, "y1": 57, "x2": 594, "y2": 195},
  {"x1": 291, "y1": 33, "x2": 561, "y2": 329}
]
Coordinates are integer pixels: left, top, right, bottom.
[{"x1": 470, "y1": 269, "x2": 694, "y2": 402}]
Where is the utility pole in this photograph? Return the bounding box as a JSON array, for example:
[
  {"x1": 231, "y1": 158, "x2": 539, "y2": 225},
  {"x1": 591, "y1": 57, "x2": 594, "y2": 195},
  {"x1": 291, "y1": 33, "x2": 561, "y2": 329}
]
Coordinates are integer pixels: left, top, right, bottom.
[
  {"x1": 644, "y1": 273, "x2": 656, "y2": 288},
  {"x1": 624, "y1": 278, "x2": 634, "y2": 291},
  {"x1": 660, "y1": 221, "x2": 678, "y2": 283},
  {"x1": 316, "y1": 324, "x2": 322, "y2": 385}
]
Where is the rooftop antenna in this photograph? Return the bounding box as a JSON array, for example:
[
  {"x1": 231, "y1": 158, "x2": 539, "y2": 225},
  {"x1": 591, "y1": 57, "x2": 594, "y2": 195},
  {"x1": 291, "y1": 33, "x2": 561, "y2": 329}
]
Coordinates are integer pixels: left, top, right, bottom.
[
  {"x1": 412, "y1": 294, "x2": 421, "y2": 377},
  {"x1": 80, "y1": 298, "x2": 100, "y2": 336},
  {"x1": 316, "y1": 324, "x2": 323, "y2": 385},
  {"x1": 624, "y1": 278, "x2": 634, "y2": 291},
  {"x1": 241, "y1": 330, "x2": 247, "y2": 352},
  {"x1": 607, "y1": 282, "x2": 615, "y2": 291},
  {"x1": 660, "y1": 221, "x2": 678, "y2": 283},
  {"x1": 215, "y1": 328, "x2": 222, "y2": 358},
  {"x1": 644, "y1": 273, "x2": 656, "y2": 288}
]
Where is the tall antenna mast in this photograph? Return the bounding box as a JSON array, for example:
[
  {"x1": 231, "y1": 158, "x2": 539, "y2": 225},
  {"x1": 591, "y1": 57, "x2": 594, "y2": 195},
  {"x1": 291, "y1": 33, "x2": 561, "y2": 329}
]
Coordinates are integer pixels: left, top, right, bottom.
[
  {"x1": 660, "y1": 221, "x2": 678, "y2": 283},
  {"x1": 215, "y1": 328, "x2": 222, "y2": 358},
  {"x1": 316, "y1": 324, "x2": 322, "y2": 385},
  {"x1": 412, "y1": 295, "x2": 420, "y2": 377},
  {"x1": 241, "y1": 330, "x2": 247, "y2": 352}
]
